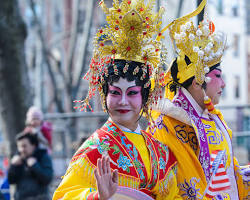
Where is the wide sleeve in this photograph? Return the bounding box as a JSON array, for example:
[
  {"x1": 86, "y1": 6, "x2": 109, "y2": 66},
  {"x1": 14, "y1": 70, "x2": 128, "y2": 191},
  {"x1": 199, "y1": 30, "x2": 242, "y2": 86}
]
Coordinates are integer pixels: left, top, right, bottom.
[
  {"x1": 149, "y1": 111, "x2": 207, "y2": 200},
  {"x1": 159, "y1": 169, "x2": 183, "y2": 200},
  {"x1": 148, "y1": 111, "x2": 171, "y2": 145},
  {"x1": 52, "y1": 155, "x2": 99, "y2": 200},
  {"x1": 233, "y1": 157, "x2": 250, "y2": 200},
  {"x1": 146, "y1": 112, "x2": 183, "y2": 200}
]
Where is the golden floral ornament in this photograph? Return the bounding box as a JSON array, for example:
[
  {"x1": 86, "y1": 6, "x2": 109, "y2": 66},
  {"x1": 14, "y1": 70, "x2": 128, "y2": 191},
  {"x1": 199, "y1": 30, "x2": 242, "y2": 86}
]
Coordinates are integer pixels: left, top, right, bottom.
[
  {"x1": 123, "y1": 62, "x2": 129, "y2": 73},
  {"x1": 95, "y1": 0, "x2": 165, "y2": 63}
]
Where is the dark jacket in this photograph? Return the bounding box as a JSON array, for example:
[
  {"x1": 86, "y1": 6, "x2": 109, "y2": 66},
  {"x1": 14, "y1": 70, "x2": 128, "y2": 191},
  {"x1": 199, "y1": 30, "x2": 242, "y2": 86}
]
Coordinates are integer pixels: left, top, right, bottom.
[{"x1": 8, "y1": 149, "x2": 53, "y2": 200}]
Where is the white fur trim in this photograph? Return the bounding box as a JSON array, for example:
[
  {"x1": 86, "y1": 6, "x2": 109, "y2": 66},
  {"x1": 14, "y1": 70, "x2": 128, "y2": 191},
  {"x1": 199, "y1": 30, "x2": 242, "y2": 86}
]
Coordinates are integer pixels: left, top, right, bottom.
[{"x1": 153, "y1": 99, "x2": 192, "y2": 126}]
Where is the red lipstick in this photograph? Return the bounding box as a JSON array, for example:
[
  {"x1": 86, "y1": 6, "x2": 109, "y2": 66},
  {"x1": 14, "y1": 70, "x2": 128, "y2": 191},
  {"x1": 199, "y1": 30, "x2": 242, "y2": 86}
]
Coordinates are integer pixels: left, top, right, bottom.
[{"x1": 117, "y1": 109, "x2": 130, "y2": 114}]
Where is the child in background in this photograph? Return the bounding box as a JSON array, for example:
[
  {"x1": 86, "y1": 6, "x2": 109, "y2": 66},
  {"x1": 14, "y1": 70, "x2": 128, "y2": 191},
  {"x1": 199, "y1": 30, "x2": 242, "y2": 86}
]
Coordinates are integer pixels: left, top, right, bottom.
[{"x1": 23, "y1": 106, "x2": 52, "y2": 152}]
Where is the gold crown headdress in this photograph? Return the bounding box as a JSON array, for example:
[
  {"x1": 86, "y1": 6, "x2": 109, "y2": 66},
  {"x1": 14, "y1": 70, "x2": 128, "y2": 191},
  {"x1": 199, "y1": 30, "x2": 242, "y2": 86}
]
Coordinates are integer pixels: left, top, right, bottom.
[
  {"x1": 166, "y1": 0, "x2": 226, "y2": 85},
  {"x1": 74, "y1": 0, "x2": 166, "y2": 115}
]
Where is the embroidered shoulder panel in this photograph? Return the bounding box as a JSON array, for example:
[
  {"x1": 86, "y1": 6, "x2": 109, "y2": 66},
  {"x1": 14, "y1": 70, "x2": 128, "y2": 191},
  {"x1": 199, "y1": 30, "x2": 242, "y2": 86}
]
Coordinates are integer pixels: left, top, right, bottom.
[
  {"x1": 70, "y1": 121, "x2": 177, "y2": 196},
  {"x1": 72, "y1": 121, "x2": 141, "y2": 179},
  {"x1": 142, "y1": 130, "x2": 177, "y2": 191}
]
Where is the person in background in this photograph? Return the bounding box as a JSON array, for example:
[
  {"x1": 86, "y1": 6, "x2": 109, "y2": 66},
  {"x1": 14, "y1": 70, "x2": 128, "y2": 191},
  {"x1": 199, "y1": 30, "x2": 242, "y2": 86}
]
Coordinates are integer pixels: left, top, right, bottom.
[
  {"x1": 24, "y1": 106, "x2": 52, "y2": 152},
  {"x1": 8, "y1": 133, "x2": 53, "y2": 200},
  {"x1": 0, "y1": 157, "x2": 10, "y2": 200}
]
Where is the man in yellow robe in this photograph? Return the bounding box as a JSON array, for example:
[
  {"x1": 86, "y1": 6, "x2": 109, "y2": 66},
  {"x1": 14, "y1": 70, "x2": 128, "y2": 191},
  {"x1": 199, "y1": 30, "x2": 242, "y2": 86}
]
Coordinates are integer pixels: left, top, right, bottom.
[{"x1": 150, "y1": 0, "x2": 250, "y2": 199}]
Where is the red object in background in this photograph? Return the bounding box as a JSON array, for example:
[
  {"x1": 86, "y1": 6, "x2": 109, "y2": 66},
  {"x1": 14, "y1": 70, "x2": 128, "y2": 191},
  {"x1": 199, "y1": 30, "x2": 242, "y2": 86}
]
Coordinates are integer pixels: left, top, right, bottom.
[
  {"x1": 0, "y1": 169, "x2": 3, "y2": 177},
  {"x1": 40, "y1": 121, "x2": 53, "y2": 148},
  {"x1": 3, "y1": 158, "x2": 8, "y2": 169},
  {"x1": 209, "y1": 21, "x2": 215, "y2": 34}
]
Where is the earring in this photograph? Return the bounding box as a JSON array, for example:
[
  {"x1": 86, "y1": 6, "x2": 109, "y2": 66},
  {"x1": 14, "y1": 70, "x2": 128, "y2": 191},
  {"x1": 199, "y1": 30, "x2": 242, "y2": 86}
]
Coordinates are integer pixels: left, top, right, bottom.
[{"x1": 203, "y1": 90, "x2": 217, "y2": 114}]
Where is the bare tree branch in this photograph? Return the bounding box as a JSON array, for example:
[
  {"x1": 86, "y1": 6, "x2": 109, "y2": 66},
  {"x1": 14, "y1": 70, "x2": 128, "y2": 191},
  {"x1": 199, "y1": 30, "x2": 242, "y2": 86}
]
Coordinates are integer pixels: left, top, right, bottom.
[
  {"x1": 73, "y1": 0, "x2": 95, "y2": 99},
  {"x1": 66, "y1": 0, "x2": 80, "y2": 97},
  {"x1": 47, "y1": 30, "x2": 71, "y2": 49},
  {"x1": 48, "y1": 52, "x2": 67, "y2": 85},
  {"x1": 29, "y1": 0, "x2": 64, "y2": 112},
  {"x1": 0, "y1": 0, "x2": 33, "y2": 155}
]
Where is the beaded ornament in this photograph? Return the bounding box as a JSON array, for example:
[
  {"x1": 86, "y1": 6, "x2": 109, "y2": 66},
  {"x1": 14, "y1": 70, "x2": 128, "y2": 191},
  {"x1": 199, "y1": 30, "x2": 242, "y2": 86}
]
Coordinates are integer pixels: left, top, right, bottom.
[{"x1": 74, "y1": 0, "x2": 167, "y2": 124}]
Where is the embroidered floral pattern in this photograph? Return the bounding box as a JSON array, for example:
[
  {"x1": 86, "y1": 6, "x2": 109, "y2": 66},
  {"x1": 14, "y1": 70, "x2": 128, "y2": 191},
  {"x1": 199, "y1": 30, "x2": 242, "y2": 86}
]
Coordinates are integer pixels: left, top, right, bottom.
[
  {"x1": 137, "y1": 167, "x2": 145, "y2": 180},
  {"x1": 117, "y1": 154, "x2": 133, "y2": 172},
  {"x1": 175, "y1": 125, "x2": 198, "y2": 152},
  {"x1": 156, "y1": 114, "x2": 169, "y2": 131},
  {"x1": 210, "y1": 193, "x2": 231, "y2": 200},
  {"x1": 179, "y1": 178, "x2": 201, "y2": 200},
  {"x1": 150, "y1": 114, "x2": 168, "y2": 135},
  {"x1": 106, "y1": 122, "x2": 121, "y2": 137},
  {"x1": 78, "y1": 134, "x2": 111, "y2": 156},
  {"x1": 187, "y1": 131, "x2": 198, "y2": 151},
  {"x1": 146, "y1": 143, "x2": 158, "y2": 189},
  {"x1": 158, "y1": 143, "x2": 169, "y2": 174},
  {"x1": 104, "y1": 122, "x2": 176, "y2": 193},
  {"x1": 71, "y1": 121, "x2": 177, "y2": 199},
  {"x1": 96, "y1": 137, "x2": 111, "y2": 154},
  {"x1": 175, "y1": 125, "x2": 189, "y2": 143},
  {"x1": 243, "y1": 195, "x2": 250, "y2": 200},
  {"x1": 107, "y1": 123, "x2": 145, "y2": 181},
  {"x1": 159, "y1": 157, "x2": 166, "y2": 170}
]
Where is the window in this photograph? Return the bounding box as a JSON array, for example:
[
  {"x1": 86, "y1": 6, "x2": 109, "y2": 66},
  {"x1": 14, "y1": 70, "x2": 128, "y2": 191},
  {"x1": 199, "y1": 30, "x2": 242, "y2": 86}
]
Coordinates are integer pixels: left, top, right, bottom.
[
  {"x1": 217, "y1": 0, "x2": 223, "y2": 15},
  {"x1": 232, "y1": 1, "x2": 239, "y2": 17},
  {"x1": 233, "y1": 34, "x2": 240, "y2": 57},
  {"x1": 232, "y1": 5, "x2": 238, "y2": 17},
  {"x1": 234, "y1": 75, "x2": 240, "y2": 98}
]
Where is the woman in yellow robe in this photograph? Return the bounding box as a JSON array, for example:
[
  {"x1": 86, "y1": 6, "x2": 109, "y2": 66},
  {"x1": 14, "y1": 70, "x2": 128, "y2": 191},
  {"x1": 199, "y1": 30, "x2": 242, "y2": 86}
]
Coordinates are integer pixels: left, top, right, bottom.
[{"x1": 53, "y1": 0, "x2": 182, "y2": 199}]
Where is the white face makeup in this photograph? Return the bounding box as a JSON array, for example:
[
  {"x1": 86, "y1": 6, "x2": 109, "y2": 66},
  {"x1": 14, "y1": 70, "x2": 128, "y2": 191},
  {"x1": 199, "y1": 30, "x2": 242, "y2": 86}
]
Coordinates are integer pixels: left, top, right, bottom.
[
  {"x1": 206, "y1": 69, "x2": 226, "y2": 105},
  {"x1": 106, "y1": 78, "x2": 142, "y2": 131}
]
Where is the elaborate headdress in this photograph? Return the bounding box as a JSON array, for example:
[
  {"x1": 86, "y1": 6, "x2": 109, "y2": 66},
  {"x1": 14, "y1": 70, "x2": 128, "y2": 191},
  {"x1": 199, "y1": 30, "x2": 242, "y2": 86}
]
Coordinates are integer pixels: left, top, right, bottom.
[
  {"x1": 160, "y1": 0, "x2": 226, "y2": 113},
  {"x1": 166, "y1": 0, "x2": 226, "y2": 86},
  {"x1": 74, "y1": 0, "x2": 166, "y2": 119}
]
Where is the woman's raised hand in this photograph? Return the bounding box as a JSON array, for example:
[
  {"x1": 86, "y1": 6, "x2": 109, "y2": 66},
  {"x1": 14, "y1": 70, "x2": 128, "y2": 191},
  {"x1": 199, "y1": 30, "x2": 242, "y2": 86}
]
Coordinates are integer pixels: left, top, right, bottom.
[{"x1": 94, "y1": 156, "x2": 118, "y2": 200}]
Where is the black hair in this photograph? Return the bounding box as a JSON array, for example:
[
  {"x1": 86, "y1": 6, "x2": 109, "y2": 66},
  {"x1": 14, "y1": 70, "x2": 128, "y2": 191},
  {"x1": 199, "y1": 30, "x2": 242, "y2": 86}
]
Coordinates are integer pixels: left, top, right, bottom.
[
  {"x1": 168, "y1": 58, "x2": 194, "y2": 94},
  {"x1": 102, "y1": 59, "x2": 150, "y2": 110},
  {"x1": 16, "y1": 132, "x2": 39, "y2": 147},
  {"x1": 168, "y1": 56, "x2": 221, "y2": 94}
]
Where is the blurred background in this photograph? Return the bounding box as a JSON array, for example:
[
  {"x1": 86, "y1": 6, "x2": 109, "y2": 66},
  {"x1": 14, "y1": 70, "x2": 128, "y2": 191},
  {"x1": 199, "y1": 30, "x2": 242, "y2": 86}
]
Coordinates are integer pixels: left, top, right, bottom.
[{"x1": 0, "y1": 0, "x2": 249, "y2": 196}]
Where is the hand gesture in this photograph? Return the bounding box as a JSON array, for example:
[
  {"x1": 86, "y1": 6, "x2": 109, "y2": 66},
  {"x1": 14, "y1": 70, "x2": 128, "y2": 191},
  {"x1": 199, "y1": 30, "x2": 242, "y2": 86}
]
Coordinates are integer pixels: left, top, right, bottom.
[
  {"x1": 11, "y1": 155, "x2": 22, "y2": 165},
  {"x1": 27, "y1": 157, "x2": 37, "y2": 167},
  {"x1": 94, "y1": 156, "x2": 118, "y2": 200},
  {"x1": 23, "y1": 126, "x2": 34, "y2": 134}
]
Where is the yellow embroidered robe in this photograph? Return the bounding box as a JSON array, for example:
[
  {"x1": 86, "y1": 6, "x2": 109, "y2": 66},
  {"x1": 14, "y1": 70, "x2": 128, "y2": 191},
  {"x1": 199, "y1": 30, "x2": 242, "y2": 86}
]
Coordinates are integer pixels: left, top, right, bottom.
[
  {"x1": 150, "y1": 95, "x2": 250, "y2": 200},
  {"x1": 53, "y1": 120, "x2": 182, "y2": 200}
]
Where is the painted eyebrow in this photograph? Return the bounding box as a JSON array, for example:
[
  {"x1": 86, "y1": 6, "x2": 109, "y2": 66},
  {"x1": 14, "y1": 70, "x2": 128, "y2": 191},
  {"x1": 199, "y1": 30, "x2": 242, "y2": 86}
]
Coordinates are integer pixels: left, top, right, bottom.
[
  {"x1": 110, "y1": 85, "x2": 138, "y2": 90},
  {"x1": 127, "y1": 86, "x2": 140, "y2": 90},
  {"x1": 214, "y1": 69, "x2": 222, "y2": 72}
]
